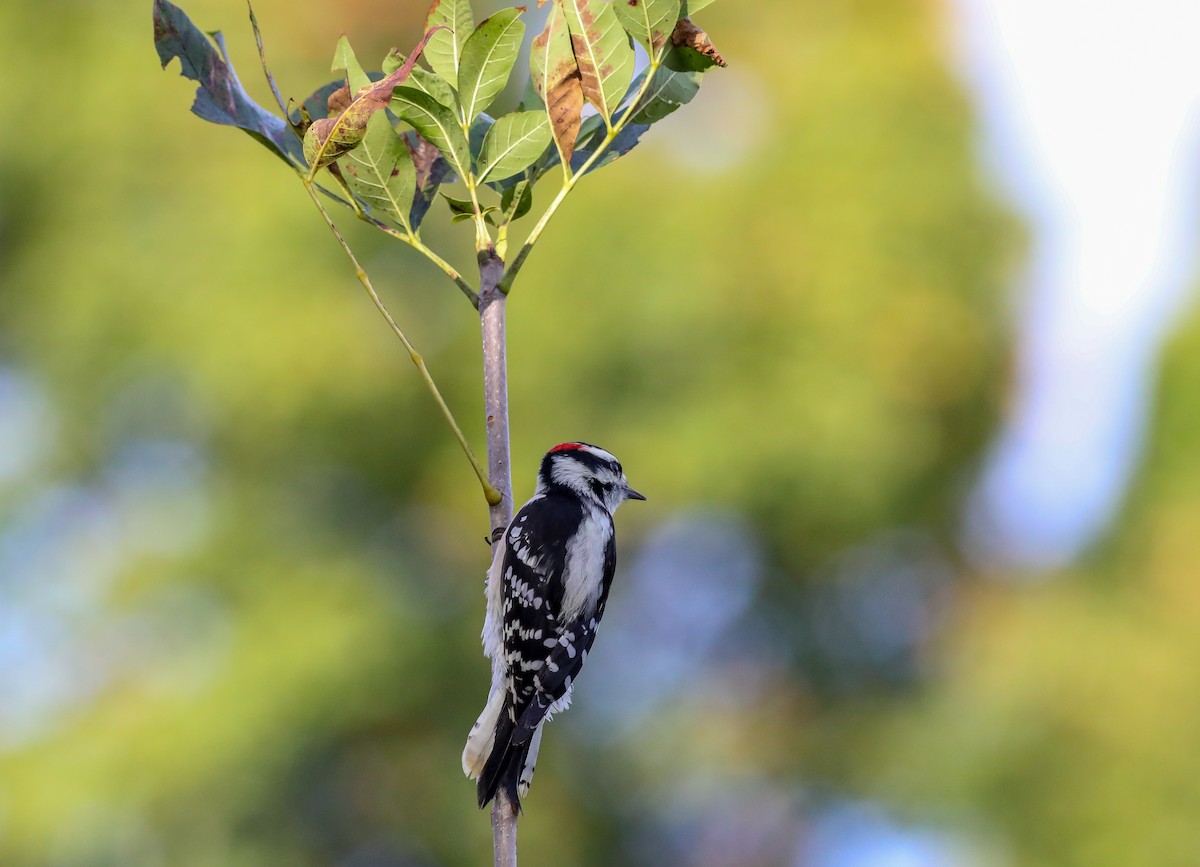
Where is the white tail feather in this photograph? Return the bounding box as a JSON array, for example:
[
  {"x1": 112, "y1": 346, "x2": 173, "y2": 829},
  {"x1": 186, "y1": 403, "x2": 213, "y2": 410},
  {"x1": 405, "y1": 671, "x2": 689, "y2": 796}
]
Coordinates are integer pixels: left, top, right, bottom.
[{"x1": 517, "y1": 722, "x2": 545, "y2": 798}]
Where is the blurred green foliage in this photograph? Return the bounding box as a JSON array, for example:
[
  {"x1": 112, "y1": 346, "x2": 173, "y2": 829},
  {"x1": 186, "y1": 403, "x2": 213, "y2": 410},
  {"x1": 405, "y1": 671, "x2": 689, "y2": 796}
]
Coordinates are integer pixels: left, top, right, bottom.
[
  {"x1": 8, "y1": 0, "x2": 1193, "y2": 865},
  {"x1": 831, "y1": 309, "x2": 1200, "y2": 867}
]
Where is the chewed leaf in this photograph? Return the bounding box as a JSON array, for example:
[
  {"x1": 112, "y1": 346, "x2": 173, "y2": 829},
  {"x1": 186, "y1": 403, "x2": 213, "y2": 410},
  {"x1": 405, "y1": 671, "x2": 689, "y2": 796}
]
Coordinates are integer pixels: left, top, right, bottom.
[
  {"x1": 153, "y1": 0, "x2": 302, "y2": 167},
  {"x1": 531, "y1": 0, "x2": 583, "y2": 164},
  {"x1": 478, "y1": 111, "x2": 552, "y2": 183},
  {"x1": 458, "y1": 8, "x2": 526, "y2": 123},
  {"x1": 340, "y1": 111, "x2": 417, "y2": 230},
  {"x1": 668, "y1": 17, "x2": 726, "y2": 70},
  {"x1": 612, "y1": 0, "x2": 680, "y2": 53},
  {"x1": 562, "y1": 0, "x2": 636, "y2": 122},
  {"x1": 425, "y1": 0, "x2": 475, "y2": 88},
  {"x1": 303, "y1": 30, "x2": 438, "y2": 169}
]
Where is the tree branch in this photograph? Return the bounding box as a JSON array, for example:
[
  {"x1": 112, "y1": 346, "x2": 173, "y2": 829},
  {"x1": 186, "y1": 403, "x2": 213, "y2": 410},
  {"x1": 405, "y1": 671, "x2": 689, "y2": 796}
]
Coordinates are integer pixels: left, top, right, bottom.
[{"x1": 478, "y1": 243, "x2": 518, "y2": 863}]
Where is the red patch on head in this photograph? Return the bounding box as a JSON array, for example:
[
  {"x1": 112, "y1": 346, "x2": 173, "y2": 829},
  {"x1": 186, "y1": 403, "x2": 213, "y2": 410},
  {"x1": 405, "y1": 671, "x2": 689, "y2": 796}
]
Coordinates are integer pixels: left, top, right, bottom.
[{"x1": 549, "y1": 442, "x2": 585, "y2": 453}]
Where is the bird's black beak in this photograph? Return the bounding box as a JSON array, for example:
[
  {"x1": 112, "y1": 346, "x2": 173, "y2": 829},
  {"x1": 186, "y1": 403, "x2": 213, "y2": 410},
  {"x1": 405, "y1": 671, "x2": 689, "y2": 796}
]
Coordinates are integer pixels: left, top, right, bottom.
[{"x1": 624, "y1": 486, "x2": 647, "y2": 502}]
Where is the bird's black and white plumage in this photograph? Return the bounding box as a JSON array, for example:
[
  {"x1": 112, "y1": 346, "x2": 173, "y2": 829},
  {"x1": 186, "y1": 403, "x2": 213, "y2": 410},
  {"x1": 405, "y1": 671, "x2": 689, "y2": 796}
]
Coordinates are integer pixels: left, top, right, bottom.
[{"x1": 462, "y1": 442, "x2": 645, "y2": 810}]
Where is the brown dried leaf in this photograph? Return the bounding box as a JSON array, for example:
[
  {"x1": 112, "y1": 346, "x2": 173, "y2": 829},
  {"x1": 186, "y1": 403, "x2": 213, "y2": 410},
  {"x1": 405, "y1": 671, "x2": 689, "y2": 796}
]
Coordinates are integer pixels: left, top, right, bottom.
[
  {"x1": 546, "y1": 73, "x2": 584, "y2": 164},
  {"x1": 531, "y1": 1, "x2": 584, "y2": 164},
  {"x1": 671, "y1": 17, "x2": 727, "y2": 68},
  {"x1": 405, "y1": 131, "x2": 456, "y2": 229},
  {"x1": 326, "y1": 84, "x2": 352, "y2": 116}
]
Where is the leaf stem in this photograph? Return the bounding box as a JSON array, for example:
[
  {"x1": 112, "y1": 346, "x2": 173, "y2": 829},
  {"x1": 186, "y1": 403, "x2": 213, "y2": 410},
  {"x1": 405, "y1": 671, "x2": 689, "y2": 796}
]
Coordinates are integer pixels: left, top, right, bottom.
[
  {"x1": 303, "y1": 178, "x2": 501, "y2": 506},
  {"x1": 462, "y1": 168, "x2": 494, "y2": 253},
  {"x1": 319, "y1": 170, "x2": 480, "y2": 308},
  {"x1": 499, "y1": 52, "x2": 666, "y2": 294},
  {"x1": 366, "y1": 216, "x2": 481, "y2": 308}
]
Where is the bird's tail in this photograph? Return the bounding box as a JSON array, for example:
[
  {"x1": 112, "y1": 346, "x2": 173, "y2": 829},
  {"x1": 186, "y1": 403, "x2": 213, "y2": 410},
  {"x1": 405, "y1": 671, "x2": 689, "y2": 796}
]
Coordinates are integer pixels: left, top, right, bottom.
[
  {"x1": 462, "y1": 687, "x2": 506, "y2": 779},
  {"x1": 474, "y1": 700, "x2": 530, "y2": 811}
]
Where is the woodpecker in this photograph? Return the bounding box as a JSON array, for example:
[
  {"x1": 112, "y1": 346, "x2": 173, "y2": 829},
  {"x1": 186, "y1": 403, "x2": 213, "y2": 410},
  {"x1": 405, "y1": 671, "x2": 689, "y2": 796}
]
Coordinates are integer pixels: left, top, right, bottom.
[{"x1": 462, "y1": 442, "x2": 646, "y2": 809}]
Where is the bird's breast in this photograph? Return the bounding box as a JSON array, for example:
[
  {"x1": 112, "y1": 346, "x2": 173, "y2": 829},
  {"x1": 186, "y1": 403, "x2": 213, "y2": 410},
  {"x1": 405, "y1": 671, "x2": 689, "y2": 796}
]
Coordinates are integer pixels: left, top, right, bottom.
[{"x1": 558, "y1": 507, "x2": 613, "y2": 621}]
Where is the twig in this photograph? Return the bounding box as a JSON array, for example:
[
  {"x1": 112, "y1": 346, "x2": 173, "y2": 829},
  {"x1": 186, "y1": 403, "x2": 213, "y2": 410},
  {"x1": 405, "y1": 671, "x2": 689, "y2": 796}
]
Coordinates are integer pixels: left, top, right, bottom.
[{"x1": 303, "y1": 178, "x2": 501, "y2": 506}]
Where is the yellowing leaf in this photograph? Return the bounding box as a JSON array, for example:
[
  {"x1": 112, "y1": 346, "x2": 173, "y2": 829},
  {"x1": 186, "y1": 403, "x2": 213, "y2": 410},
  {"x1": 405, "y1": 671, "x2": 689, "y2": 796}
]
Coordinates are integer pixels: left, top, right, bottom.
[
  {"x1": 562, "y1": 0, "x2": 636, "y2": 122},
  {"x1": 302, "y1": 28, "x2": 439, "y2": 169}
]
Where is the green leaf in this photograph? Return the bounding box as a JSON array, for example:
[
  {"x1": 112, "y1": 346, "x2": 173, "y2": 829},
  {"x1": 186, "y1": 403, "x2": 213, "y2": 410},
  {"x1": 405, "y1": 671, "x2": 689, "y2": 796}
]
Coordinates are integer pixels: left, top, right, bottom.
[
  {"x1": 628, "y1": 56, "x2": 702, "y2": 123},
  {"x1": 332, "y1": 36, "x2": 370, "y2": 95},
  {"x1": 469, "y1": 113, "x2": 496, "y2": 172},
  {"x1": 576, "y1": 122, "x2": 650, "y2": 173},
  {"x1": 531, "y1": 0, "x2": 584, "y2": 164},
  {"x1": 612, "y1": 0, "x2": 681, "y2": 52},
  {"x1": 153, "y1": 0, "x2": 302, "y2": 167},
  {"x1": 561, "y1": 0, "x2": 636, "y2": 122},
  {"x1": 424, "y1": 0, "x2": 475, "y2": 88},
  {"x1": 681, "y1": 0, "x2": 718, "y2": 13},
  {"x1": 383, "y1": 49, "x2": 457, "y2": 109},
  {"x1": 339, "y1": 111, "x2": 416, "y2": 230},
  {"x1": 458, "y1": 8, "x2": 526, "y2": 123},
  {"x1": 287, "y1": 79, "x2": 343, "y2": 134},
  {"x1": 501, "y1": 180, "x2": 533, "y2": 222},
  {"x1": 478, "y1": 111, "x2": 552, "y2": 183},
  {"x1": 441, "y1": 194, "x2": 498, "y2": 223},
  {"x1": 441, "y1": 193, "x2": 475, "y2": 216},
  {"x1": 391, "y1": 86, "x2": 471, "y2": 177}
]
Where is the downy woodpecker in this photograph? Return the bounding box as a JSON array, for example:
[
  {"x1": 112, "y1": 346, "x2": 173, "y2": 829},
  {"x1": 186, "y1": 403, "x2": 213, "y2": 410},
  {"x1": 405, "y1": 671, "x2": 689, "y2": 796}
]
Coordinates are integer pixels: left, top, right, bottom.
[{"x1": 462, "y1": 442, "x2": 645, "y2": 809}]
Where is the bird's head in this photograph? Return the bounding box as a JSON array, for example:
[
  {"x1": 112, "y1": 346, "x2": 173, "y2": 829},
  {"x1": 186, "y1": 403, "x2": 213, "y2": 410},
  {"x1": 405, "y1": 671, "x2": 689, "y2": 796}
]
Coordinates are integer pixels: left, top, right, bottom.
[{"x1": 536, "y1": 442, "x2": 646, "y2": 512}]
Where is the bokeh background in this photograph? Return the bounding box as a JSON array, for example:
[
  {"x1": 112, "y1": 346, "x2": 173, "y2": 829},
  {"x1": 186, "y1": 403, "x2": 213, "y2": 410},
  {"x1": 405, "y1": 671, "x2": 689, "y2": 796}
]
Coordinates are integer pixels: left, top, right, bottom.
[{"x1": 2, "y1": 0, "x2": 1199, "y2": 864}]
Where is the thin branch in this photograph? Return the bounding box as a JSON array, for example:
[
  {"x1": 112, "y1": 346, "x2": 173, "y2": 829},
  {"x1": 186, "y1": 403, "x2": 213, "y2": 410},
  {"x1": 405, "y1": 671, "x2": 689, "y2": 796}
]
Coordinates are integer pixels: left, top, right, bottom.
[
  {"x1": 303, "y1": 178, "x2": 501, "y2": 507},
  {"x1": 499, "y1": 49, "x2": 668, "y2": 294},
  {"x1": 492, "y1": 795, "x2": 518, "y2": 867}
]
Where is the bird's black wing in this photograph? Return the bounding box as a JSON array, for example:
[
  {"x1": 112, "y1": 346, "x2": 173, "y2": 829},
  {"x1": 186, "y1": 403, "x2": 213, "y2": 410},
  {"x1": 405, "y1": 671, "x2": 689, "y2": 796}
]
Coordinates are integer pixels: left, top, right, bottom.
[{"x1": 509, "y1": 528, "x2": 616, "y2": 745}]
